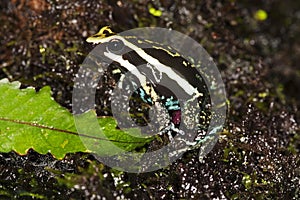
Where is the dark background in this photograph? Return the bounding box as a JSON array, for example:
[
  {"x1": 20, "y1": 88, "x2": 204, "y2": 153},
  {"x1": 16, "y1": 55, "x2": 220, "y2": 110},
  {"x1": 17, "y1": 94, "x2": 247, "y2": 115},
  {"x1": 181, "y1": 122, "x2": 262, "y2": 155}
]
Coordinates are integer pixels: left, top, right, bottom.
[{"x1": 0, "y1": 0, "x2": 299, "y2": 199}]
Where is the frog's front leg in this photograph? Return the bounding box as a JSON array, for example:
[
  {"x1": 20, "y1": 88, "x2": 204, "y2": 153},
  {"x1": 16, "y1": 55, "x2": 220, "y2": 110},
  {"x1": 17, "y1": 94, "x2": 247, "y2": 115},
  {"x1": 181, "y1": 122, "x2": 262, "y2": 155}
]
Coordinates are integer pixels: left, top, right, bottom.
[{"x1": 159, "y1": 121, "x2": 185, "y2": 142}]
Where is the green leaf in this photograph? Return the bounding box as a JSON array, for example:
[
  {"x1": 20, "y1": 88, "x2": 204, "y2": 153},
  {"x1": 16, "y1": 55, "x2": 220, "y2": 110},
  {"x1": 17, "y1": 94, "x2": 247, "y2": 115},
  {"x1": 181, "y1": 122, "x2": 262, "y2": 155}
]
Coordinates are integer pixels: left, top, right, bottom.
[{"x1": 0, "y1": 79, "x2": 153, "y2": 159}]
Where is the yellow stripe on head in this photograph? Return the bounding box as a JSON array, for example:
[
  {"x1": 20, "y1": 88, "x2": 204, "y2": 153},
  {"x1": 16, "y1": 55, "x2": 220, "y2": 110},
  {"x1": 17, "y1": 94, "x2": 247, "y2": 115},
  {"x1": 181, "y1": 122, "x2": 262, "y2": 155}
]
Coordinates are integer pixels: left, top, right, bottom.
[{"x1": 86, "y1": 26, "x2": 116, "y2": 44}]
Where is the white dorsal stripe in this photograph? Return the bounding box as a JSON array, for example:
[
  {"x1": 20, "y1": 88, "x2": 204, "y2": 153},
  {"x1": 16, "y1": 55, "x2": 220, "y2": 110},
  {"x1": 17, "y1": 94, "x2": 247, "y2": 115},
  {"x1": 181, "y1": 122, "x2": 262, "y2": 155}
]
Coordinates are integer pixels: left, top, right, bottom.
[
  {"x1": 99, "y1": 35, "x2": 199, "y2": 97},
  {"x1": 105, "y1": 50, "x2": 161, "y2": 101},
  {"x1": 104, "y1": 51, "x2": 147, "y2": 87},
  {"x1": 119, "y1": 36, "x2": 198, "y2": 96}
]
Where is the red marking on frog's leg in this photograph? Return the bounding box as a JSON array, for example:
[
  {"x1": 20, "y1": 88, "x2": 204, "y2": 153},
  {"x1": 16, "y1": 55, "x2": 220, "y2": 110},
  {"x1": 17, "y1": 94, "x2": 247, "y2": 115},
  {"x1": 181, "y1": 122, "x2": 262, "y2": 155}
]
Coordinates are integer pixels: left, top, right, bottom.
[{"x1": 172, "y1": 110, "x2": 181, "y2": 125}]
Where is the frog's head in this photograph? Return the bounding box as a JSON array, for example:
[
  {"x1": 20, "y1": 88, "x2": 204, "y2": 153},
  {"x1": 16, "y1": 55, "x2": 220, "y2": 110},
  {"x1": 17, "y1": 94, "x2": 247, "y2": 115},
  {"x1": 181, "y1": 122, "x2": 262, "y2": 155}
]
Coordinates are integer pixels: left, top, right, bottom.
[{"x1": 86, "y1": 26, "x2": 132, "y2": 63}]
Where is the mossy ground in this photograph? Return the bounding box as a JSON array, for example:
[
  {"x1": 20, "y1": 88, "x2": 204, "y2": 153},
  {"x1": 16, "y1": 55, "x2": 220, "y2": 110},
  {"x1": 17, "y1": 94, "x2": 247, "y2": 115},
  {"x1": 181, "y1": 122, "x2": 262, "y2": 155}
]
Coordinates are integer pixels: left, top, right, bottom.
[{"x1": 0, "y1": 0, "x2": 299, "y2": 199}]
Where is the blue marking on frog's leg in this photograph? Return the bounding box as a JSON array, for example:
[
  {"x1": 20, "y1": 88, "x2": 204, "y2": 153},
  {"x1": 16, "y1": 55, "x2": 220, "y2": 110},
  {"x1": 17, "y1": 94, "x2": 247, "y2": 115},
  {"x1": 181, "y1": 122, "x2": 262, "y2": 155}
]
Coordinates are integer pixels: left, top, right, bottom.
[
  {"x1": 131, "y1": 82, "x2": 186, "y2": 142},
  {"x1": 191, "y1": 125, "x2": 222, "y2": 149},
  {"x1": 164, "y1": 96, "x2": 180, "y2": 110},
  {"x1": 133, "y1": 87, "x2": 154, "y2": 105},
  {"x1": 170, "y1": 125, "x2": 222, "y2": 162}
]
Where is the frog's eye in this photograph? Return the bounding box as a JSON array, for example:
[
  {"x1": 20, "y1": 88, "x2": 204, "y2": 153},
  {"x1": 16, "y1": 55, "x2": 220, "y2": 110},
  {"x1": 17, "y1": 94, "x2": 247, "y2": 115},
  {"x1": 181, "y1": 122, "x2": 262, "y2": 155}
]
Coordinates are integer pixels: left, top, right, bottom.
[{"x1": 106, "y1": 39, "x2": 125, "y2": 53}]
